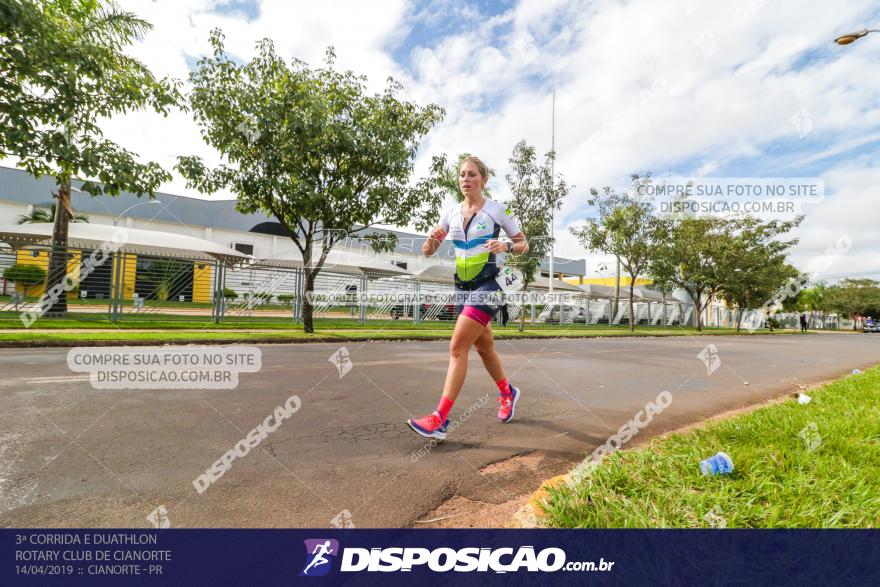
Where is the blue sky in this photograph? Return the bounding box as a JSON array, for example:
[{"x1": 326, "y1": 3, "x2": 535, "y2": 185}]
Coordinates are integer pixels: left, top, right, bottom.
[
  {"x1": 108, "y1": 0, "x2": 880, "y2": 278},
  {"x1": 389, "y1": 0, "x2": 516, "y2": 67}
]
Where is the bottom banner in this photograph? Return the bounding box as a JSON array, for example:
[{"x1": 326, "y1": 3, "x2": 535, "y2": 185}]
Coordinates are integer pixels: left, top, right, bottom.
[{"x1": 2, "y1": 529, "x2": 878, "y2": 585}]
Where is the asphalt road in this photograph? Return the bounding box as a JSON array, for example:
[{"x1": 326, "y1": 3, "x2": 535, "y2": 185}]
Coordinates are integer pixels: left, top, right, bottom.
[{"x1": 1, "y1": 332, "x2": 878, "y2": 528}]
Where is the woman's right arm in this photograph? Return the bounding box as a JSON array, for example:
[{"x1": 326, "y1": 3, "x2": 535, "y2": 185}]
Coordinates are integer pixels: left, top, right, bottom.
[{"x1": 422, "y1": 226, "x2": 447, "y2": 256}]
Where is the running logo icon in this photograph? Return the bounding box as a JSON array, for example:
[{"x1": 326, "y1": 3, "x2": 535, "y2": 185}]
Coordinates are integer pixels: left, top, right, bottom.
[{"x1": 300, "y1": 539, "x2": 339, "y2": 577}]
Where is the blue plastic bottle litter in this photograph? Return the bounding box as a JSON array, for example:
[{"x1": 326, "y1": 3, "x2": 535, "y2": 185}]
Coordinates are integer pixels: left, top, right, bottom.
[{"x1": 700, "y1": 451, "x2": 734, "y2": 475}]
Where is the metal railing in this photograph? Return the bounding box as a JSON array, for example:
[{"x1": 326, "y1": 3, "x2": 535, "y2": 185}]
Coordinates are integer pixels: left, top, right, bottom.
[{"x1": 0, "y1": 245, "x2": 852, "y2": 330}]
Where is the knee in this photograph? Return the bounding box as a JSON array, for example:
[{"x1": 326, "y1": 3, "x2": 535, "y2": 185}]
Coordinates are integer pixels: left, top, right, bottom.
[
  {"x1": 474, "y1": 340, "x2": 494, "y2": 358},
  {"x1": 449, "y1": 340, "x2": 469, "y2": 360}
]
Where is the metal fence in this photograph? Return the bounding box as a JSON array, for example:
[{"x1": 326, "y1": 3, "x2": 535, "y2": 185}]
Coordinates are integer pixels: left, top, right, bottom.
[{"x1": 0, "y1": 245, "x2": 851, "y2": 330}]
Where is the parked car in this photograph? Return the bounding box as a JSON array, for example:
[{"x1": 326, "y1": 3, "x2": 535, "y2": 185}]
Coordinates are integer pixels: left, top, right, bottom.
[
  {"x1": 863, "y1": 319, "x2": 880, "y2": 333},
  {"x1": 541, "y1": 303, "x2": 589, "y2": 324},
  {"x1": 390, "y1": 303, "x2": 456, "y2": 320}
]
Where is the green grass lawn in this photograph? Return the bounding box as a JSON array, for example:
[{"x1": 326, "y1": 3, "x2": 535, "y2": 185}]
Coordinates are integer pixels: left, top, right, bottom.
[
  {"x1": 0, "y1": 309, "x2": 791, "y2": 344},
  {"x1": 0, "y1": 326, "x2": 767, "y2": 344},
  {"x1": 541, "y1": 366, "x2": 880, "y2": 528},
  {"x1": 0, "y1": 310, "x2": 783, "y2": 332}
]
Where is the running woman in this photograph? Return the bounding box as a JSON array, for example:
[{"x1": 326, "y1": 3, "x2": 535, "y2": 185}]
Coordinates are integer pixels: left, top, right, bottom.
[{"x1": 407, "y1": 156, "x2": 528, "y2": 441}]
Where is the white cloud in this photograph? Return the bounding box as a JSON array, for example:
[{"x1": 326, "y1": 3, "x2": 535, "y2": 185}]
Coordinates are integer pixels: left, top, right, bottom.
[
  {"x1": 105, "y1": 0, "x2": 409, "y2": 196},
  {"x1": 84, "y1": 0, "x2": 880, "y2": 278},
  {"x1": 791, "y1": 159, "x2": 880, "y2": 280}
]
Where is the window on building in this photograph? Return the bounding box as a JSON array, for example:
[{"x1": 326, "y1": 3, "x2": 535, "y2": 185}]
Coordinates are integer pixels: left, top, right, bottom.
[{"x1": 232, "y1": 243, "x2": 254, "y2": 256}]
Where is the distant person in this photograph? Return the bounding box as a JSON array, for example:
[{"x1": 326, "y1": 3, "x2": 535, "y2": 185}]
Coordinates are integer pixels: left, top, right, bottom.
[
  {"x1": 800, "y1": 313, "x2": 808, "y2": 333},
  {"x1": 408, "y1": 156, "x2": 528, "y2": 441}
]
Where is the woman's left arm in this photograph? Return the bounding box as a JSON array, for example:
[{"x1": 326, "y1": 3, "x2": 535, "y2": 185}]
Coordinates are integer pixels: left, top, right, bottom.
[
  {"x1": 508, "y1": 232, "x2": 528, "y2": 255},
  {"x1": 487, "y1": 232, "x2": 528, "y2": 255}
]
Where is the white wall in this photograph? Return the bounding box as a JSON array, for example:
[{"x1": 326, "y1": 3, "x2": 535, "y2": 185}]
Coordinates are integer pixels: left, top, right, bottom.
[{"x1": 0, "y1": 201, "x2": 28, "y2": 225}]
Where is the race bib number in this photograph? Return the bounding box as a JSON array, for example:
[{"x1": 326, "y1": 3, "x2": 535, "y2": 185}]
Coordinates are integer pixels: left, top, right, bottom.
[{"x1": 495, "y1": 266, "x2": 524, "y2": 294}]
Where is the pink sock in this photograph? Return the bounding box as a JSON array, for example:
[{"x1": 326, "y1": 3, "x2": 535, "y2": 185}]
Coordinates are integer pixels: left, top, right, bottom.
[
  {"x1": 436, "y1": 396, "x2": 455, "y2": 421},
  {"x1": 496, "y1": 378, "x2": 511, "y2": 395}
]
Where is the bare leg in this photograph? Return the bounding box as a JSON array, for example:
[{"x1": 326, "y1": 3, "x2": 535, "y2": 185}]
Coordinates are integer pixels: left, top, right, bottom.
[
  {"x1": 473, "y1": 323, "x2": 505, "y2": 382},
  {"x1": 440, "y1": 314, "x2": 489, "y2": 402}
]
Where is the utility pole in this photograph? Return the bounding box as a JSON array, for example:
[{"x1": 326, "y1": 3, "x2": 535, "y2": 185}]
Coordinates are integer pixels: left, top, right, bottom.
[{"x1": 549, "y1": 89, "x2": 555, "y2": 295}]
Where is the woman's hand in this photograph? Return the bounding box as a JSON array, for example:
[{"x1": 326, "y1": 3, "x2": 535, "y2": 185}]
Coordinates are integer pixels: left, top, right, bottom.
[
  {"x1": 423, "y1": 226, "x2": 447, "y2": 256},
  {"x1": 428, "y1": 226, "x2": 447, "y2": 243}
]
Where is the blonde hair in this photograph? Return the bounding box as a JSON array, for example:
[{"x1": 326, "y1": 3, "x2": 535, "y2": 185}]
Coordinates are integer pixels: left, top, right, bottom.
[{"x1": 460, "y1": 155, "x2": 490, "y2": 186}]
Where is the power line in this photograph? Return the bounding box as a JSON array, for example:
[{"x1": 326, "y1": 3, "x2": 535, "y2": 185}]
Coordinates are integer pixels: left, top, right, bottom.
[{"x1": 809, "y1": 269, "x2": 880, "y2": 281}]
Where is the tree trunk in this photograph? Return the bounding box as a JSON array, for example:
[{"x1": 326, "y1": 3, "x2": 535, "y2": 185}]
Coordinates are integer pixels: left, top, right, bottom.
[
  {"x1": 628, "y1": 277, "x2": 636, "y2": 332},
  {"x1": 735, "y1": 306, "x2": 742, "y2": 332},
  {"x1": 612, "y1": 256, "x2": 620, "y2": 322},
  {"x1": 44, "y1": 179, "x2": 72, "y2": 318},
  {"x1": 693, "y1": 296, "x2": 702, "y2": 332},
  {"x1": 662, "y1": 290, "x2": 668, "y2": 326},
  {"x1": 302, "y1": 270, "x2": 316, "y2": 334}
]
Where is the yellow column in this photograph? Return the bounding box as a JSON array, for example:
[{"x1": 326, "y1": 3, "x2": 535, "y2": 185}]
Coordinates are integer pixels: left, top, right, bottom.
[
  {"x1": 193, "y1": 263, "x2": 213, "y2": 303},
  {"x1": 111, "y1": 253, "x2": 138, "y2": 301}
]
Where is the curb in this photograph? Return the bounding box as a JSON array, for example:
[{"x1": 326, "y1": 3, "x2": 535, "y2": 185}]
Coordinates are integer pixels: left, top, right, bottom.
[
  {"x1": 0, "y1": 330, "x2": 795, "y2": 349},
  {"x1": 507, "y1": 473, "x2": 573, "y2": 528},
  {"x1": 0, "y1": 337, "x2": 339, "y2": 348}
]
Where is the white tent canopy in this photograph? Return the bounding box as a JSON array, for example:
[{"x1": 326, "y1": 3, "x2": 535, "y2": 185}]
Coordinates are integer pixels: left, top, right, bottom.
[
  {"x1": 531, "y1": 275, "x2": 583, "y2": 292},
  {"x1": 0, "y1": 223, "x2": 589, "y2": 287},
  {"x1": 575, "y1": 283, "x2": 619, "y2": 298},
  {"x1": 257, "y1": 248, "x2": 414, "y2": 277},
  {"x1": 0, "y1": 223, "x2": 250, "y2": 265},
  {"x1": 629, "y1": 286, "x2": 678, "y2": 302},
  {"x1": 413, "y1": 259, "x2": 456, "y2": 283}
]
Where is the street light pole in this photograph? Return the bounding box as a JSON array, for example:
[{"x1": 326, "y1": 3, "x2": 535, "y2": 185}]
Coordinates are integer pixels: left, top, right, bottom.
[
  {"x1": 834, "y1": 28, "x2": 879, "y2": 45},
  {"x1": 549, "y1": 89, "x2": 555, "y2": 296}
]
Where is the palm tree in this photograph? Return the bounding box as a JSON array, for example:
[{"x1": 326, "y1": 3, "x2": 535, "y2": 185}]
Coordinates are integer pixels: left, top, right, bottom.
[
  {"x1": 800, "y1": 283, "x2": 827, "y2": 328},
  {"x1": 18, "y1": 203, "x2": 89, "y2": 224},
  {"x1": 437, "y1": 153, "x2": 495, "y2": 202}
]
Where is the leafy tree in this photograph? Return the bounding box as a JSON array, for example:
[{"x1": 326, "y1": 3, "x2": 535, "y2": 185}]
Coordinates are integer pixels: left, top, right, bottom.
[
  {"x1": 177, "y1": 31, "x2": 445, "y2": 333},
  {"x1": 716, "y1": 216, "x2": 802, "y2": 330},
  {"x1": 652, "y1": 214, "x2": 802, "y2": 331},
  {"x1": 505, "y1": 141, "x2": 570, "y2": 331},
  {"x1": 0, "y1": 0, "x2": 181, "y2": 317},
  {"x1": 646, "y1": 246, "x2": 676, "y2": 326},
  {"x1": 650, "y1": 216, "x2": 730, "y2": 331},
  {"x1": 826, "y1": 279, "x2": 880, "y2": 330},
  {"x1": 721, "y1": 259, "x2": 800, "y2": 330},
  {"x1": 18, "y1": 204, "x2": 88, "y2": 224},
  {"x1": 799, "y1": 283, "x2": 828, "y2": 326},
  {"x1": 572, "y1": 175, "x2": 662, "y2": 331},
  {"x1": 3, "y1": 263, "x2": 47, "y2": 297}
]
